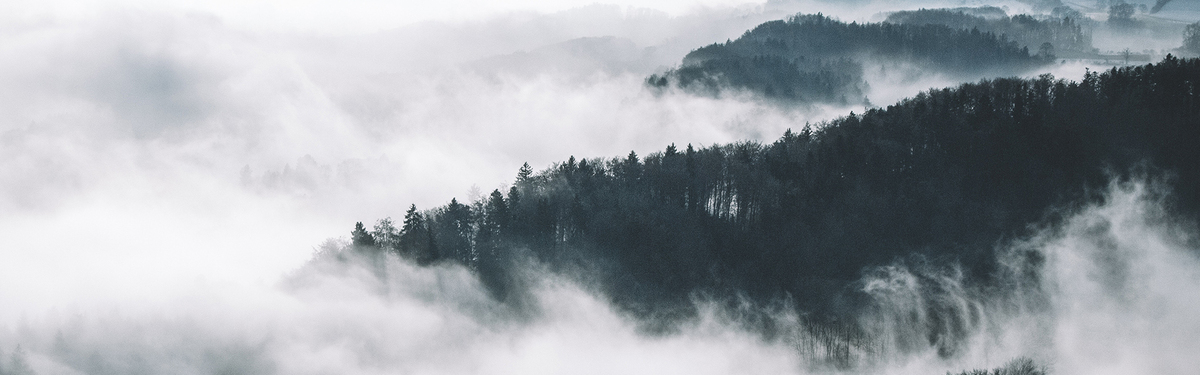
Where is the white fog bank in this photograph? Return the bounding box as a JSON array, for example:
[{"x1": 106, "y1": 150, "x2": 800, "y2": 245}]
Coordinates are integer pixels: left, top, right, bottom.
[
  {"x1": 2, "y1": 181, "x2": 1198, "y2": 375},
  {"x1": 0, "y1": 4, "x2": 842, "y2": 310},
  {"x1": 0, "y1": 0, "x2": 1093, "y2": 301}
]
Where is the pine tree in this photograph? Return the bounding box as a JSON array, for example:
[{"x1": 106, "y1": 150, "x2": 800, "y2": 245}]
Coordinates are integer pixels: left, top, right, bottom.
[
  {"x1": 434, "y1": 198, "x2": 475, "y2": 266},
  {"x1": 351, "y1": 222, "x2": 376, "y2": 248},
  {"x1": 480, "y1": 190, "x2": 509, "y2": 242},
  {"x1": 474, "y1": 190, "x2": 510, "y2": 264},
  {"x1": 400, "y1": 204, "x2": 432, "y2": 261},
  {"x1": 516, "y1": 162, "x2": 534, "y2": 185},
  {"x1": 621, "y1": 150, "x2": 642, "y2": 185},
  {"x1": 507, "y1": 186, "x2": 521, "y2": 209}
]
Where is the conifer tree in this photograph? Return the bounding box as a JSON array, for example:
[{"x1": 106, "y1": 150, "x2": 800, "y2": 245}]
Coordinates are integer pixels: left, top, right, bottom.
[
  {"x1": 400, "y1": 204, "x2": 433, "y2": 261},
  {"x1": 434, "y1": 198, "x2": 475, "y2": 266},
  {"x1": 351, "y1": 222, "x2": 376, "y2": 248},
  {"x1": 516, "y1": 162, "x2": 534, "y2": 185}
]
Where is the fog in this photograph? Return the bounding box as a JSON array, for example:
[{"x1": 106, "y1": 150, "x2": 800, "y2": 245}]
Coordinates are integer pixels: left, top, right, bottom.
[
  {"x1": 2, "y1": 0, "x2": 1196, "y2": 374},
  {"x1": 5, "y1": 177, "x2": 1198, "y2": 374},
  {"x1": 856, "y1": 180, "x2": 1200, "y2": 374}
]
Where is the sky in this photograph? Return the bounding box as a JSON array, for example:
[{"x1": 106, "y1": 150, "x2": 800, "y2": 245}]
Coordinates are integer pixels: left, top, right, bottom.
[
  {"x1": 1, "y1": 0, "x2": 768, "y2": 34},
  {"x1": 0, "y1": 0, "x2": 919, "y2": 305}
]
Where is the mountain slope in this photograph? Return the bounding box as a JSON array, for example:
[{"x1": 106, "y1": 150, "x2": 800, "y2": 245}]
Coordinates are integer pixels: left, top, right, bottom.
[{"x1": 646, "y1": 14, "x2": 1048, "y2": 104}]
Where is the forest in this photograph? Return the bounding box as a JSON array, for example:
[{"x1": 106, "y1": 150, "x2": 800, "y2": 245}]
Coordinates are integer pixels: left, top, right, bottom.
[
  {"x1": 645, "y1": 13, "x2": 1049, "y2": 104},
  {"x1": 340, "y1": 55, "x2": 1200, "y2": 342},
  {"x1": 885, "y1": 7, "x2": 1093, "y2": 56}
]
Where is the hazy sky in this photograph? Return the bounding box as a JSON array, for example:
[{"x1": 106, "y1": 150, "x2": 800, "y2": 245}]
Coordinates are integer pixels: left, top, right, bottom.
[
  {"x1": 2, "y1": 0, "x2": 771, "y2": 34},
  {"x1": 0, "y1": 0, "x2": 843, "y2": 314},
  {"x1": 0, "y1": 0, "x2": 1099, "y2": 314}
]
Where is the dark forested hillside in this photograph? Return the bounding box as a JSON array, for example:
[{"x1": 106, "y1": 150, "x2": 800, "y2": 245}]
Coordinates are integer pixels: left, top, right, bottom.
[
  {"x1": 886, "y1": 8, "x2": 1093, "y2": 57},
  {"x1": 646, "y1": 14, "x2": 1047, "y2": 104},
  {"x1": 348, "y1": 56, "x2": 1200, "y2": 331}
]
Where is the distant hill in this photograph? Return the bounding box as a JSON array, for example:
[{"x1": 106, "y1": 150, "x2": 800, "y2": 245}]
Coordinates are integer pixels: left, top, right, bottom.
[
  {"x1": 646, "y1": 14, "x2": 1046, "y2": 105},
  {"x1": 885, "y1": 7, "x2": 1095, "y2": 57}
]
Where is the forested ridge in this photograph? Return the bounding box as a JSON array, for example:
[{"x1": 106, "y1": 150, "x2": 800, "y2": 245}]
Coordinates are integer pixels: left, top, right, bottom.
[
  {"x1": 646, "y1": 13, "x2": 1048, "y2": 104},
  {"x1": 885, "y1": 8, "x2": 1093, "y2": 57},
  {"x1": 340, "y1": 56, "x2": 1200, "y2": 331}
]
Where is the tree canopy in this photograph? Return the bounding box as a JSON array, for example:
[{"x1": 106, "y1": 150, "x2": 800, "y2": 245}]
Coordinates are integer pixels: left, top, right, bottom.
[
  {"x1": 885, "y1": 8, "x2": 1093, "y2": 57},
  {"x1": 647, "y1": 13, "x2": 1048, "y2": 104}
]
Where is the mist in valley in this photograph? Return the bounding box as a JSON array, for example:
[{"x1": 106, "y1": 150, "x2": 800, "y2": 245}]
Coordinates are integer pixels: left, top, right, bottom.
[{"x1": 2, "y1": 0, "x2": 1199, "y2": 374}]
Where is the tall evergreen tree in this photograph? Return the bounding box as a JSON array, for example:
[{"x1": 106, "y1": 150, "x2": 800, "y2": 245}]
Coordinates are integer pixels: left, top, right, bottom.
[
  {"x1": 516, "y1": 162, "x2": 534, "y2": 185},
  {"x1": 351, "y1": 222, "x2": 376, "y2": 248},
  {"x1": 477, "y1": 190, "x2": 510, "y2": 250},
  {"x1": 433, "y1": 198, "x2": 475, "y2": 266},
  {"x1": 399, "y1": 204, "x2": 435, "y2": 262}
]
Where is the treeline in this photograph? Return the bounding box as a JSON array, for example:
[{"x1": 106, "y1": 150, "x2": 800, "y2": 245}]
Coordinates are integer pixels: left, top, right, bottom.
[
  {"x1": 885, "y1": 7, "x2": 1093, "y2": 56},
  {"x1": 646, "y1": 14, "x2": 1046, "y2": 104},
  {"x1": 947, "y1": 357, "x2": 1045, "y2": 375},
  {"x1": 348, "y1": 56, "x2": 1200, "y2": 331}
]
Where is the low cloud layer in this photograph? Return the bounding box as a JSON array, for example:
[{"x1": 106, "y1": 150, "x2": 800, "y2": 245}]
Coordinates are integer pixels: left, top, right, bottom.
[
  {"x1": 2, "y1": 180, "x2": 1198, "y2": 375},
  {"x1": 0, "y1": 4, "x2": 874, "y2": 305}
]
